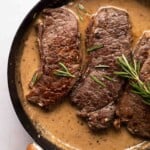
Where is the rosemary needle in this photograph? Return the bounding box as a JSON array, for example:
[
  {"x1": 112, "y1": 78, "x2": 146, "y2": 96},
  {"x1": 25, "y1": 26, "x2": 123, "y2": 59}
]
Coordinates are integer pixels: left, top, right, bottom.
[
  {"x1": 77, "y1": 12, "x2": 84, "y2": 21},
  {"x1": 54, "y1": 62, "x2": 75, "y2": 78},
  {"x1": 90, "y1": 75, "x2": 106, "y2": 88},
  {"x1": 29, "y1": 71, "x2": 42, "y2": 88},
  {"x1": 78, "y1": 3, "x2": 87, "y2": 13},
  {"x1": 114, "y1": 54, "x2": 150, "y2": 105},
  {"x1": 95, "y1": 64, "x2": 110, "y2": 68},
  {"x1": 87, "y1": 44, "x2": 104, "y2": 52},
  {"x1": 103, "y1": 75, "x2": 115, "y2": 82},
  {"x1": 76, "y1": 3, "x2": 90, "y2": 21}
]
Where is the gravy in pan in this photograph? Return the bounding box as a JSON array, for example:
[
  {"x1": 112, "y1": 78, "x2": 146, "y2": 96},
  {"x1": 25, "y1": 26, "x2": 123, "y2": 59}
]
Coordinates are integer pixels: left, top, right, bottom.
[{"x1": 17, "y1": 0, "x2": 150, "y2": 149}]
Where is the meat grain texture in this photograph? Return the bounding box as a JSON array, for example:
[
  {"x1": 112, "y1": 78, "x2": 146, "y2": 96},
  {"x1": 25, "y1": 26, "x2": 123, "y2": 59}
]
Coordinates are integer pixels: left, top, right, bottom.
[
  {"x1": 116, "y1": 31, "x2": 150, "y2": 138},
  {"x1": 71, "y1": 7, "x2": 132, "y2": 130},
  {"x1": 26, "y1": 8, "x2": 81, "y2": 109}
]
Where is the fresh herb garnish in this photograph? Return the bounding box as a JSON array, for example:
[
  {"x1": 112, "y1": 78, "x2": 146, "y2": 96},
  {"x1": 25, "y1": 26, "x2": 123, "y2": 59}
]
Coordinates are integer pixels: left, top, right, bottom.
[
  {"x1": 77, "y1": 12, "x2": 84, "y2": 21},
  {"x1": 76, "y1": 3, "x2": 90, "y2": 21},
  {"x1": 29, "y1": 71, "x2": 42, "y2": 88},
  {"x1": 90, "y1": 75, "x2": 106, "y2": 88},
  {"x1": 87, "y1": 44, "x2": 104, "y2": 52},
  {"x1": 78, "y1": 3, "x2": 87, "y2": 13},
  {"x1": 54, "y1": 62, "x2": 75, "y2": 78},
  {"x1": 95, "y1": 64, "x2": 110, "y2": 68},
  {"x1": 114, "y1": 54, "x2": 150, "y2": 105},
  {"x1": 103, "y1": 75, "x2": 115, "y2": 82}
]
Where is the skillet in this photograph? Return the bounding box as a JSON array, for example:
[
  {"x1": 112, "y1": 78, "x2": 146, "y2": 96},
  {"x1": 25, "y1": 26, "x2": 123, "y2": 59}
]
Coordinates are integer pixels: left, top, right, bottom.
[{"x1": 8, "y1": 0, "x2": 150, "y2": 150}]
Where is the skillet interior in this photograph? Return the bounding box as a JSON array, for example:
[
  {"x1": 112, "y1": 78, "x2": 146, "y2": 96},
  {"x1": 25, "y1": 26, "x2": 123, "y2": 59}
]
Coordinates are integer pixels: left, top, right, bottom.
[{"x1": 8, "y1": 0, "x2": 150, "y2": 150}]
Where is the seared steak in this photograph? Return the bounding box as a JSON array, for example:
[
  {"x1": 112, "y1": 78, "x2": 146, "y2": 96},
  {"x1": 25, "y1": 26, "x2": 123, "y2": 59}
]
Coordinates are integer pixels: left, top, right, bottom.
[
  {"x1": 26, "y1": 8, "x2": 81, "y2": 109},
  {"x1": 71, "y1": 7, "x2": 132, "y2": 130},
  {"x1": 116, "y1": 31, "x2": 150, "y2": 138}
]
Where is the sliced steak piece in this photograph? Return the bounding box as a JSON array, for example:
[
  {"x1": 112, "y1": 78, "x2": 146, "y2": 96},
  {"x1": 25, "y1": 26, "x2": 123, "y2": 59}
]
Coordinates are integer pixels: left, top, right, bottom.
[
  {"x1": 86, "y1": 102, "x2": 116, "y2": 130},
  {"x1": 116, "y1": 31, "x2": 150, "y2": 138},
  {"x1": 26, "y1": 8, "x2": 81, "y2": 110},
  {"x1": 71, "y1": 7, "x2": 132, "y2": 130}
]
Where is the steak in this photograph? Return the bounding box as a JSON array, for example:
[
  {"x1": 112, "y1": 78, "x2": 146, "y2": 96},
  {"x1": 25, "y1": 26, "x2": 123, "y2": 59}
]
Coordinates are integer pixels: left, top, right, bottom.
[
  {"x1": 71, "y1": 7, "x2": 132, "y2": 130},
  {"x1": 26, "y1": 8, "x2": 81, "y2": 110},
  {"x1": 115, "y1": 31, "x2": 150, "y2": 138}
]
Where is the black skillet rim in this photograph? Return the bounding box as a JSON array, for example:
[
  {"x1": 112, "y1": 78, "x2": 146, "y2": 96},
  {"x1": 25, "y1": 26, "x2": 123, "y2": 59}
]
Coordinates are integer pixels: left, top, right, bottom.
[{"x1": 7, "y1": 0, "x2": 70, "y2": 149}]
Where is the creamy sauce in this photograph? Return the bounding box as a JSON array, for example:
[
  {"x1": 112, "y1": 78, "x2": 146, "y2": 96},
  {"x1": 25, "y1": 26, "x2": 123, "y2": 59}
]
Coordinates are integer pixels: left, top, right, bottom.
[{"x1": 17, "y1": 0, "x2": 150, "y2": 149}]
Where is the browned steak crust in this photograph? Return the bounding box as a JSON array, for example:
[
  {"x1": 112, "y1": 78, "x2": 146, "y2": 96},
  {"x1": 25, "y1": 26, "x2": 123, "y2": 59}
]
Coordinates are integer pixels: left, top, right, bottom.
[
  {"x1": 71, "y1": 7, "x2": 132, "y2": 130},
  {"x1": 116, "y1": 31, "x2": 150, "y2": 138},
  {"x1": 26, "y1": 8, "x2": 81, "y2": 109}
]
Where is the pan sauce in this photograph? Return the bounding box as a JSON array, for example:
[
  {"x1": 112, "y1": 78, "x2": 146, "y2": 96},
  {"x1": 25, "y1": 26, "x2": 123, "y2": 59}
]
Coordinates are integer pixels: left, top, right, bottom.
[{"x1": 18, "y1": 0, "x2": 150, "y2": 149}]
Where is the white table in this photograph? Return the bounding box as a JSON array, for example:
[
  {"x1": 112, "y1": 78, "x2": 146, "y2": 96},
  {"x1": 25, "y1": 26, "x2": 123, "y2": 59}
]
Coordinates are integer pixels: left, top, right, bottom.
[{"x1": 0, "y1": 0, "x2": 39, "y2": 149}]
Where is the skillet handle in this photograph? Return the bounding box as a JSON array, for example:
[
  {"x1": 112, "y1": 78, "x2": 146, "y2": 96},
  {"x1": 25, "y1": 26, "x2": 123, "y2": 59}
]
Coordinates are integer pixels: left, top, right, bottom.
[{"x1": 27, "y1": 143, "x2": 43, "y2": 150}]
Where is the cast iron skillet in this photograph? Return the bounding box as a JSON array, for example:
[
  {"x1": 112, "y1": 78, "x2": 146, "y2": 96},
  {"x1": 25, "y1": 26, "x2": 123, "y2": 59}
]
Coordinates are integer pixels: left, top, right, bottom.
[
  {"x1": 7, "y1": 0, "x2": 150, "y2": 150},
  {"x1": 8, "y1": 0, "x2": 70, "y2": 149}
]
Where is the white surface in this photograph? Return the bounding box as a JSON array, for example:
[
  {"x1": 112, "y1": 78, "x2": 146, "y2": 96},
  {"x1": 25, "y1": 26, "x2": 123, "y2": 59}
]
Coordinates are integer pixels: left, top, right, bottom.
[{"x1": 0, "y1": 0, "x2": 39, "y2": 149}]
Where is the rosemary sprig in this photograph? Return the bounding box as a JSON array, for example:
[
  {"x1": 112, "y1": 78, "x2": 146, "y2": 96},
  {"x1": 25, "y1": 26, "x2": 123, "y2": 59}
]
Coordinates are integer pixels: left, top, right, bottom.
[
  {"x1": 114, "y1": 54, "x2": 150, "y2": 105},
  {"x1": 87, "y1": 44, "x2": 104, "y2": 52},
  {"x1": 29, "y1": 71, "x2": 42, "y2": 88},
  {"x1": 90, "y1": 75, "x2": 106, "y2": 88},
  {"x1": 95, "y1": 64, "x2": 110, "y2": 68},
  {"x1": 54, "y1": 62, "x2": 75, "y2": 78}
]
